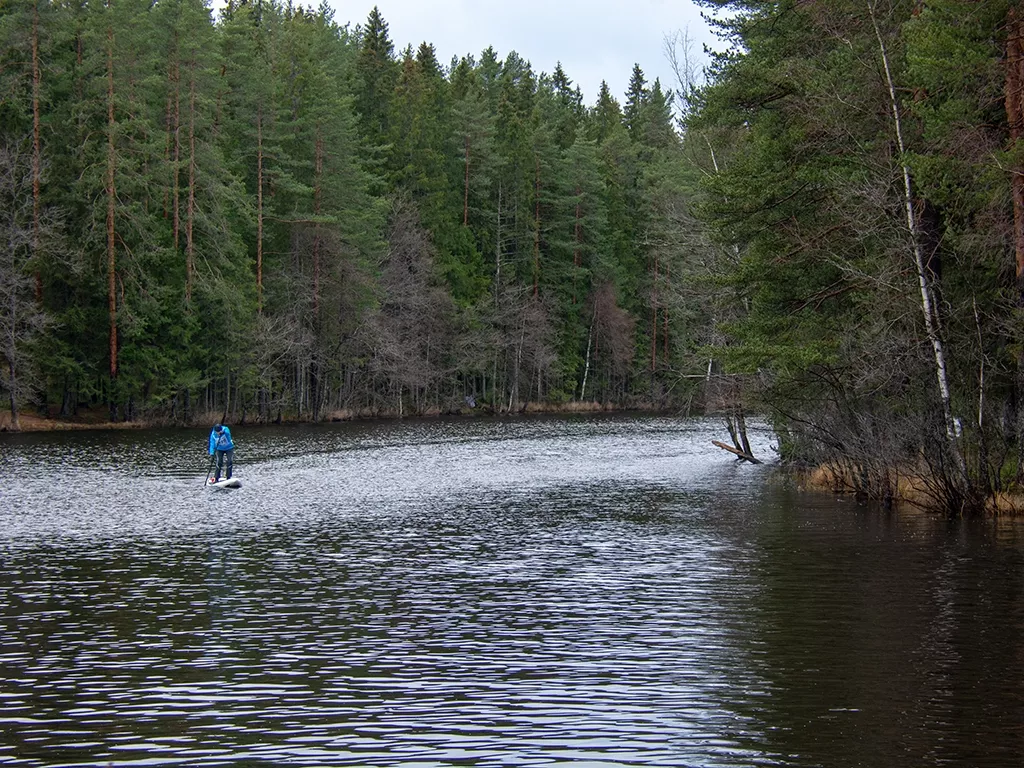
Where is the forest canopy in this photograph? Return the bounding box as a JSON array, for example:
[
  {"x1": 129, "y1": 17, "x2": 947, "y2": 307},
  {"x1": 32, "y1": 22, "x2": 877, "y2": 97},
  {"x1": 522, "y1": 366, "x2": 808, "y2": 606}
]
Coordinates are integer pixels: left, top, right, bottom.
[{"x1": 0, "y1": 0, "x2": 692, "y2": 429}]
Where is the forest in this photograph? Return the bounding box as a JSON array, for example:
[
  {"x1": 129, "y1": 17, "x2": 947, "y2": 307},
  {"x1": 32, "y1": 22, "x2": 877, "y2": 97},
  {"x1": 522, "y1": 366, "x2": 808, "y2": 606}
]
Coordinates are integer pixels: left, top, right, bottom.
[
  {"x1": 1, "y1": 0, "x2": 698, "y2": 425},
  {"x1": 3, "y1": 0, "x2": 1024, "y2": 514}
]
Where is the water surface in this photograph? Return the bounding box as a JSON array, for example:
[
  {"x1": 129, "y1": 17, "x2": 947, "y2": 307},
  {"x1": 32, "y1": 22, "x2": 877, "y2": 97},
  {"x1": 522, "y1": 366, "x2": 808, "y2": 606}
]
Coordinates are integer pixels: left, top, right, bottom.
[{"x1": 2, "y1": 415, "x2": 1023, "y2": 767}]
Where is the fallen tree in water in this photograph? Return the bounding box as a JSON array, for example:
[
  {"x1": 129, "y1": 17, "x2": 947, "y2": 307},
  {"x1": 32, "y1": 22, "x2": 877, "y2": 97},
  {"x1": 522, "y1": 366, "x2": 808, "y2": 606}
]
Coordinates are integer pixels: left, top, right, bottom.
[{"x1": 712, "y1": 440, "x2": 761, "y2": 464}]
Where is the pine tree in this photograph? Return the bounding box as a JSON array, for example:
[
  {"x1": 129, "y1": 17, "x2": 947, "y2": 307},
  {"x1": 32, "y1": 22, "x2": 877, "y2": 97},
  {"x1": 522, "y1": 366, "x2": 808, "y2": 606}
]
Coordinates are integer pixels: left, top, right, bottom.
[
  {"x1": 150, "y1": 0, "x2": 251, "y2": 415},
  {"x1": 219, "y1": 0, "x2": 286, "y2": 318},
  {"x1": 72, "y1": 0, "x2": 174, "y2": 419},
  {"x1": 155, "y1": 0, "x2": 248, "y2": 302},
  {"x1": 0, "y1": 0, "x2": 56, "y2": 303}
]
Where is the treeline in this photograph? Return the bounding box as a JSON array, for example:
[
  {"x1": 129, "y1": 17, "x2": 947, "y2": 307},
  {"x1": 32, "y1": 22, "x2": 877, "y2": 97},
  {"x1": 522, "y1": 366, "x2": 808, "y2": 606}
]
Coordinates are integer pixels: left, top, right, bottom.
[
  {"x1": 0, "y1": 0, "x2": 703, "y2": 429},
  {"x1": 684, "y1": 0, "x2": 1024, "y2": 514}
]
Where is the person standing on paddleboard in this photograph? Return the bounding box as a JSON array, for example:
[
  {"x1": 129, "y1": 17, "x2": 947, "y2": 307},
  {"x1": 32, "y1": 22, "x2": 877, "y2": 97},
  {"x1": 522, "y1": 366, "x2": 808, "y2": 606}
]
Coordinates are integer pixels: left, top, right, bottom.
[{"x1": 209, "y1": 423, "x2": 235, "y2": 482}]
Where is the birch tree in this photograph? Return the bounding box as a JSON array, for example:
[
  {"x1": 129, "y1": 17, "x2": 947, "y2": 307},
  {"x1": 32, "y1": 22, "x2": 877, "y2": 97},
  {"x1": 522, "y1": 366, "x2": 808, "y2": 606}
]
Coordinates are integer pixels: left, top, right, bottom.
[{"x1": 868, "y1": 0, "x2": 964, "y2": 476}]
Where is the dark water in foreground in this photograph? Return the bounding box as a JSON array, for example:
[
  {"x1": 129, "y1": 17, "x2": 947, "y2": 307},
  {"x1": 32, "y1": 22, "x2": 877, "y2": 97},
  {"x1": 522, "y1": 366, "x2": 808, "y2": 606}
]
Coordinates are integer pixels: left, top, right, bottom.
[{"x1": 1, "y1": 415, "x2": 1024, "y2": 767}]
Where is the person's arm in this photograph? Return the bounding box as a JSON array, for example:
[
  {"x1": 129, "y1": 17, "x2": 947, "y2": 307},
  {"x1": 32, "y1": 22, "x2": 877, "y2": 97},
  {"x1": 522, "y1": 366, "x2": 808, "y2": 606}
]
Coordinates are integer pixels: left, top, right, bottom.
[{"x1": 209, "y1": 431, "x2": 216, "y2": 455}]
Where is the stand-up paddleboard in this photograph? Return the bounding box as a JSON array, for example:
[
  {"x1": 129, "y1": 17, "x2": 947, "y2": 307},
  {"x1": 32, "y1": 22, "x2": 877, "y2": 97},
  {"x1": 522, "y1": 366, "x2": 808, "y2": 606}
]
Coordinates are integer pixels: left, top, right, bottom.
[{"x1": 207, "y1": 477, "x2": 242, "y2": 489}]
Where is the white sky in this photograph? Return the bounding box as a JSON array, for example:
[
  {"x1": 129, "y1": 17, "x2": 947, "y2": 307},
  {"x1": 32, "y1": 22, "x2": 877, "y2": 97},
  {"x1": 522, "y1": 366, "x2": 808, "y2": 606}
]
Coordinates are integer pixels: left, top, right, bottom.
[{"x1": 329, "y1": 0, "x2": 721, "y2": 107}]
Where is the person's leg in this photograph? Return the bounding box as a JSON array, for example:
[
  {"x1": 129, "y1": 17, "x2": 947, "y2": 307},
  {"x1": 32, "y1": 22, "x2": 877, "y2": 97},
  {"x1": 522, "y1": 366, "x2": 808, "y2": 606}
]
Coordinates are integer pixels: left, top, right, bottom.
[
  {"x1": 215, "y1": 450, "x2": 224, "y2": 481},
  {"x1": 225, "y1": 449, "x2": 233, "y2": 479}
]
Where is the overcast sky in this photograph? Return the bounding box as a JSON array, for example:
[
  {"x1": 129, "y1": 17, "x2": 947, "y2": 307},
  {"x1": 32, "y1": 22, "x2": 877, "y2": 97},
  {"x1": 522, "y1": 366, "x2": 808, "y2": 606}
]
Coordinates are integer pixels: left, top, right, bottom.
[{"x1": 330, "y1": 1, "x2": 722, "y2": 107}]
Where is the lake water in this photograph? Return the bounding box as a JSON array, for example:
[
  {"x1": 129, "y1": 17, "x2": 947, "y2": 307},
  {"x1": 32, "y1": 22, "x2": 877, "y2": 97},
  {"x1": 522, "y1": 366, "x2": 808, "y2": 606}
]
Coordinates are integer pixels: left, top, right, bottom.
[{"x1": 1, "y1": 414, "x2": 1023, "y2": 767}]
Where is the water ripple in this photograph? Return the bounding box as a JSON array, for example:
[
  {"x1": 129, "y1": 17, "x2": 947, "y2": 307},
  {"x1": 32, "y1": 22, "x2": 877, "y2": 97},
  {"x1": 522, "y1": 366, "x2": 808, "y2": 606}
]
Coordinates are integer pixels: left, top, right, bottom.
[{"x1": 2, "y1": 416, "x2": 1024, "y2": 766}]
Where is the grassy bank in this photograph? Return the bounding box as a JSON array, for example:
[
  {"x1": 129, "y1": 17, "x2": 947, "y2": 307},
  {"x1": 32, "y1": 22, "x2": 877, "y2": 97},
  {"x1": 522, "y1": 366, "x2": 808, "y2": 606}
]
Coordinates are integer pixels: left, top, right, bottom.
[{"x1": 796, "y1": 464, "x2": 1024, "y2": 516}]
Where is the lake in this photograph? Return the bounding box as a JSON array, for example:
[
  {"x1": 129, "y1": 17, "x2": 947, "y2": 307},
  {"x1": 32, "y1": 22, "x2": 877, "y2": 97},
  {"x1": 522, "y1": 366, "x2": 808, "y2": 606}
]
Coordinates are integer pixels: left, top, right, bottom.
[{"x1": 2, "y1": 414, "x2": 1023, "y2": 767}]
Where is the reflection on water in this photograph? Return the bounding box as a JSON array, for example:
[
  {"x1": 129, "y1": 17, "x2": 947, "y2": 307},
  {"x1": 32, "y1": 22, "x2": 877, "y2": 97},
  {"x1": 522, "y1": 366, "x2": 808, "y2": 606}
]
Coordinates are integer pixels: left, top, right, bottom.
[{"x1": 1, "y1": 415, "x2": 1023, "y2": 767}]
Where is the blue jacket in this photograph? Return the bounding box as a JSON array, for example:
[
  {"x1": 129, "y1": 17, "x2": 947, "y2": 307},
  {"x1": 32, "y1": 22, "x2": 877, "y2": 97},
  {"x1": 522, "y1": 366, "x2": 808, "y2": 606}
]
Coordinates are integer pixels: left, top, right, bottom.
[{"x1": 209, "y1": 425, "x2": 234, "y2": 454}]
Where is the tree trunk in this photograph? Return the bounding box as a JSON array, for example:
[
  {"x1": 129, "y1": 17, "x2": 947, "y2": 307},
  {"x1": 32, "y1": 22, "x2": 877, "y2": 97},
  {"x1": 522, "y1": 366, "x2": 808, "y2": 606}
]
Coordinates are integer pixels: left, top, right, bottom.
[
  {"x1": 737, "y1": 406, "x2": 752, "y2": 457},
  {"x1": 573, "y1": 188, "x2": 581, "y2": 305},
  {"x1": 663, "y1": 264, "x2": 670, "y2": 359},
  {"x1": 533, "y1": 156, "x2": 540, "y2": 297},
  {"x1": 494, "y1": 181, "x2": 502, "y2": 293},
  {"x1": 511, "y1": 325, "x2": 525, "y2": 412},
  {"x1": 651, "y1": 257, "x2": 658, "y2": 373},
  {"x1": 463, "y1": 134, "x2": 470, "y2": 226},
  {"x1": 8, "y1": 361, "x2": 20, "y2": 431},
  {"x1": 6, "y1": 280, "x2": 21, "y2": 430},
  {"x1": 163, "y1": 71, "x2": 173, "y2": 220},
  {"x1": 313, "y1": 127, "x2": 323, "y2": 319},
  {"x1": 310, "y1": 127, "x2": 324, "y2": 422},
  {"x1": 31, "y1": 0, "x2": 42, "y2": 304},
  {"x1": 1007, "y1": 7, "x2": 1024, "y2": 302},
  {"x1": 185, "y1": 51, "x2": 196, "y2": 303},
  {"x1": 580, "y1": 307, "x2": 595, "y2": 401},
  {"x1": 310, "y1": 359, "x2": 322, "y2": 422},
  {"x1": 256, "y1": 106, "x2": 264, "y2": 313},
  {"x1": 172, "y1": 51, "x2": 181, "y2": 253},
  {"x1": 1004, "y1": 6, "x2": 1024, "y2": 479},
  {"x1": 105, "y1": 22, "x2": 118, "y2": 386},
  {"x1": 66, "y1": 381, "x2": 76, "y2": 417},
  {"x1": 713, "y1": 440, "x2": 761, "y2": 464},
  {"x1": 870, "y1": 0, "x2": 964, "y2": 477}
]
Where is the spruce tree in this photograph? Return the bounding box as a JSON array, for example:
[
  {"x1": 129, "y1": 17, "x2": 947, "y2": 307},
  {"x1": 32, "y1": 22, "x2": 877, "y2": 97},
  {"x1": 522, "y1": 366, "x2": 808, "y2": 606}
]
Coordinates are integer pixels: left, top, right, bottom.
[
  {"x1": 354, "y1": 5, "x2": 397, "y2": 149},
  {"x1": 623, "y1": 63, "x2": 648, "y2": 139},
  {"x1": 447, "y1": 55, "x2": 494, "y2": 304}
]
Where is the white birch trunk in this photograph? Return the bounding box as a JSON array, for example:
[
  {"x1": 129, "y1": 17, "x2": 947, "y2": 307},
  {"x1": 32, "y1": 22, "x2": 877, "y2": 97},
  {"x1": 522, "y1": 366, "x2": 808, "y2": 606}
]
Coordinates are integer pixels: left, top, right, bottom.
[
  {"x1": 869, "y1": 1, "x2": 964, "y2": 473},
  {"x1": 580, "y1": 311, "x2": 595, "y2": 402}
]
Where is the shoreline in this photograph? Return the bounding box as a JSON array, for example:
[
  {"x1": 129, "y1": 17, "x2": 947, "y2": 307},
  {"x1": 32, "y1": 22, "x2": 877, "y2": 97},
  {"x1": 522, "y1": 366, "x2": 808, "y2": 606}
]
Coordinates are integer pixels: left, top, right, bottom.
[{"x1": 1, "y1": 400, "x2": 654, "y2": 433}]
